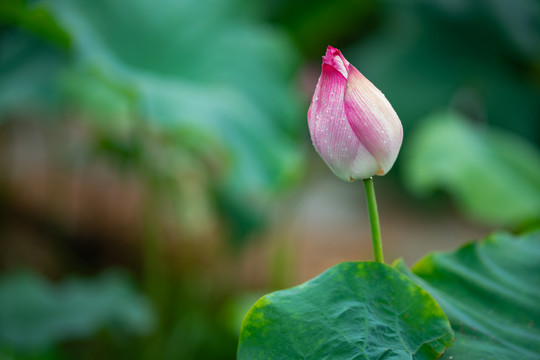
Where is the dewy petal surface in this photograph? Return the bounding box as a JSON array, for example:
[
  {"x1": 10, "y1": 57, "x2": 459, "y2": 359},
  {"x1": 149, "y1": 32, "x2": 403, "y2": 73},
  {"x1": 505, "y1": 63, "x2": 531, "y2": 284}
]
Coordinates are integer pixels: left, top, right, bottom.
[
  {"x1": 344, "y1": 65, "x2": 403, "y2": 174},
  {"x1": 308, "y1": 50, "x2": 379, "y2": 181}
]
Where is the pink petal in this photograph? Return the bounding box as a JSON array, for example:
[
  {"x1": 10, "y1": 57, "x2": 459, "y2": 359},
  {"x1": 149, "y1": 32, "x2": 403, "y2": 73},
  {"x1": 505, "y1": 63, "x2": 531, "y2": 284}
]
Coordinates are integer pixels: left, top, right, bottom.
[
  {"x1": 344, "y1": 65, "x2": 403, "y2": 175},
  {"x1": 308, "y1": 59, "x2": 379, "y2": 181}
]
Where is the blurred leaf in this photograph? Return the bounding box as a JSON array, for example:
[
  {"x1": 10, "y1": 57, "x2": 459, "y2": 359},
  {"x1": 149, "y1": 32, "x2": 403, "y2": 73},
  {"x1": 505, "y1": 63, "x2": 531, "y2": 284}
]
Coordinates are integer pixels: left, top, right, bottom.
[
  {"x1": 403, "y1": 111, "x2": 540, "y2": 227},
  {"x1": 261, "y1": 0, "x2": 379, "y2": 56},
  {"x1": 0, "y1": 0, "x2": 308, "y2": 244},
  {"x1": 238, "y1": 262, "x2": 454, "y2": 359},
  {"x1": 0, "y1": 270, "x2": 154, "y2": 350},
  {"x1": 44, "y1": 0, "x2": 304, "y2": 200},
  {"x1": 0, "y1": 346, "x2": 60, "y2": 360},
  {"x1": 473, "y1": 0, "x2": 540, "y2": 60},
  {"x1": 394, "y1": 230, "x2": 540, "y2": 359},
  {"x1": 0, "y1": 0, "x2": 70, "y2": 48},
  {"x1": 0, "y1": 30, "x2": 65, "y2": 115},
  {"x1": 156, "y1": 274, "x2": 238, "y2": 360},
  {"x1": 0, "y1": 0, "x2": 306, "y2": 240}
]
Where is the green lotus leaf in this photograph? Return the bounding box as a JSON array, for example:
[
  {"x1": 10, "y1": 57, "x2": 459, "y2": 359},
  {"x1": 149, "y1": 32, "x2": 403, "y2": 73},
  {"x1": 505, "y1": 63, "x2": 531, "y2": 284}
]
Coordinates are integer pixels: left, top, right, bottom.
[
  {"x1": 238, "y1": 262, "x2": 454, "y2": 359},
  {"x1": 394, "y1": 231, "x2": 540, "y2": 359}
]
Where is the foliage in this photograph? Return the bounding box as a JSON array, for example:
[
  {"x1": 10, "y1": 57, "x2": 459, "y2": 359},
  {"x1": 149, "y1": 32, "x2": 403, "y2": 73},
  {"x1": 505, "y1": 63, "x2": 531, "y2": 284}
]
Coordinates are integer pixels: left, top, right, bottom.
[
  {"x1": 2, "y1": 0, "x2": 540, "y2": 359},
  {"x1": 0, "y1": 0, "x2": 305, "y2": 242},
  {"x1": 239, "y1": 231, "x2": 540, "y2": 359},
  {"x1": 395, "y1": 231, "x2": 540, "y2": 359},
  {"x1": 238, "y1": 262, "x2": 454, "y2": 359},
  {"x1": 343, "y1": 0, "x2": 540, "y2": 229},
  {"x1": 403, "y1": 111, "x2": 540, "y2": 228},
  {"x1": 0, "y1": 270, "x2": 153, "y2": 352}
]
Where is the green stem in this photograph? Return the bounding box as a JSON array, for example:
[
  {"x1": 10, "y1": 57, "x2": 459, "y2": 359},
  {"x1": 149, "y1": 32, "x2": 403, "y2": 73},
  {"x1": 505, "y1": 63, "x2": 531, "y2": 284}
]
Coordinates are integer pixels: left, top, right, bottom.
[{"x1": 363, "y1": 177, "x2": 384, "y2": 263}]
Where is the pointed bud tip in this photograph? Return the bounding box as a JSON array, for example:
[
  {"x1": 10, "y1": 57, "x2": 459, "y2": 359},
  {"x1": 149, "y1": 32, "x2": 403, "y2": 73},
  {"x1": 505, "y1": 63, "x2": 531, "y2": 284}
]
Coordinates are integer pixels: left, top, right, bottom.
[{"x1": 322, "y1": 46, "x2": 349, "y2": 78}]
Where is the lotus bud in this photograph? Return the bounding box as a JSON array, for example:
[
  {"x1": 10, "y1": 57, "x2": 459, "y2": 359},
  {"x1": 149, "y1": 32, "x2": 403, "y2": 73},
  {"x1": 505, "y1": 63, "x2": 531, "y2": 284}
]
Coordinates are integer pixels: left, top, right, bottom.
[{"x1": 308, "y1": 46, "x2": 403, "y2": 181}]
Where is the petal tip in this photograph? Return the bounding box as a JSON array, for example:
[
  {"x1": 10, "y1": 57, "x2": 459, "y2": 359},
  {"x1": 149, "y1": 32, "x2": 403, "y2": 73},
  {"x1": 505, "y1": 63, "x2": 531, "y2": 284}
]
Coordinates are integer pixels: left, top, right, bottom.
[{"x1": 322, "y1": 45, "x2": 349, "y2": 78}]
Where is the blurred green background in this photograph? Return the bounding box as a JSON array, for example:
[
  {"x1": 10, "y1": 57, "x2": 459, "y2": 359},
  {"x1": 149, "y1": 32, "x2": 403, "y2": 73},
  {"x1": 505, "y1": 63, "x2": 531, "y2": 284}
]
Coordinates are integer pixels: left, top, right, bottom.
[{"x1": 0, "y1": 0, "x2": 539, "y2": 358}]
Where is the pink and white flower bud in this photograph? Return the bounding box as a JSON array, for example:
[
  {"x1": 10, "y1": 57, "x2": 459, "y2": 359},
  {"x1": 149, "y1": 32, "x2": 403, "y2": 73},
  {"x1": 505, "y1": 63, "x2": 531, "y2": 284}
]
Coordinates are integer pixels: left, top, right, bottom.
[{"x1": 308, "y1": 46, "x2": 403, "y2": 181}]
